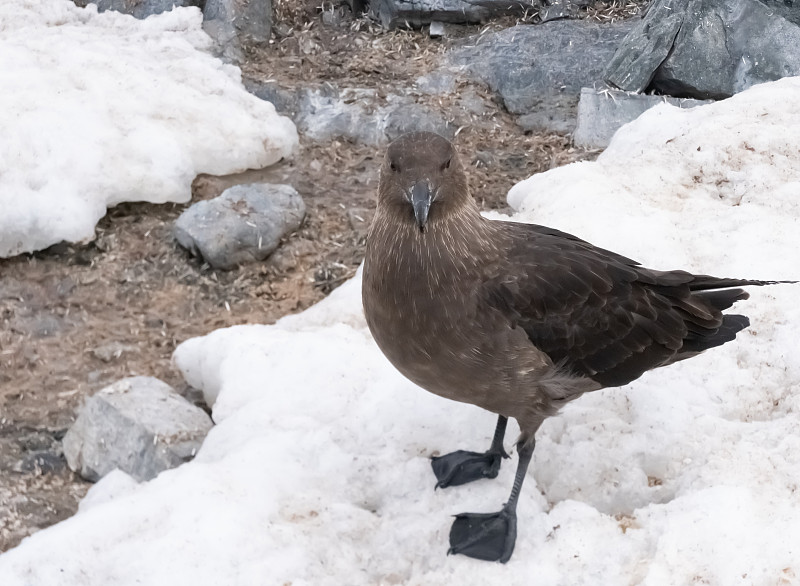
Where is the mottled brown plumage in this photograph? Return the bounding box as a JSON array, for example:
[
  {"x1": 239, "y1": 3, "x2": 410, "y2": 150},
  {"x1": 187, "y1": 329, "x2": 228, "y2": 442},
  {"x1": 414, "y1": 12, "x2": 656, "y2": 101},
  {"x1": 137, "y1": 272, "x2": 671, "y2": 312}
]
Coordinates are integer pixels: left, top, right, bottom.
[{"x1": 362, "y1": 131, "x2": 789, "y2": 563}]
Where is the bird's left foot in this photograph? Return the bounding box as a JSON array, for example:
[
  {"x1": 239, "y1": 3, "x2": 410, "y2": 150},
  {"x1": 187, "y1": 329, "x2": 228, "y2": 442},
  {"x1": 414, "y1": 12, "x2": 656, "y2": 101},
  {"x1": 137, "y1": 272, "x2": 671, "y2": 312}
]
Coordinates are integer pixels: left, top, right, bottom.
[
  {"x1": 448, "y1": 506, "x2": 517, "y2": 563},
  {"x1": 431, "y1": 448, "x2": 508, "y2": 488}
]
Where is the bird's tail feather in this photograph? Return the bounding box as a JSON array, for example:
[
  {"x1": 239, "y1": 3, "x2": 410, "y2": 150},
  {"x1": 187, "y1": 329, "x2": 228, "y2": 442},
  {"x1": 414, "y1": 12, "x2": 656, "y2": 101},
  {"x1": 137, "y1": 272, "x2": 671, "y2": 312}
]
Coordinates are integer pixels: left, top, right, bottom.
[
  {"x1": 694, "y1": 288, "x2": 750, "y2": 312},
  {"x1": 689, "y1": 276, "x2": 796, "y2": 291},
  {"x1": 679, "y1": 314, "x2": 750, "y2": 355}
]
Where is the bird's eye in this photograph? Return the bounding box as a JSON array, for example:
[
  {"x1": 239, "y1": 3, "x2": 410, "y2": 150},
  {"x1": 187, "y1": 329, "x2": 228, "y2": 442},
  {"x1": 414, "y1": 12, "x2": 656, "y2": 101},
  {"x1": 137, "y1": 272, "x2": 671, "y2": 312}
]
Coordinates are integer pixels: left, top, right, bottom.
[
  {"x1": 390, "y1": 162, "x2": 399, "y2": 172},
  {"x1": 441, "y1": 158, "x2": 451, "y2": 171}
]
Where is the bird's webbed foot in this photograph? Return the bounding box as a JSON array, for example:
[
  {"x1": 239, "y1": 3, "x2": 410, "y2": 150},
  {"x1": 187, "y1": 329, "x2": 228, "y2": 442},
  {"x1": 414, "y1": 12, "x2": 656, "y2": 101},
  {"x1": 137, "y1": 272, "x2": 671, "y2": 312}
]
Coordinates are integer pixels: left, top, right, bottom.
[
  {"x1": 448, "y1": 505, "x2": 517, "y2": 563},
  {"x1": 431, "y1": 448, "x2": 508, "y2": 489}
]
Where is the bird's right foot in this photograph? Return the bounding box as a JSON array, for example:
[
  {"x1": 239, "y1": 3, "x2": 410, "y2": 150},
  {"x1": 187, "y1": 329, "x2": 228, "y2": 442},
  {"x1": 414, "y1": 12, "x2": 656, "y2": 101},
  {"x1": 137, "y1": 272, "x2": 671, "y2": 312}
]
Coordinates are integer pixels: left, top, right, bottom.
[
  {"x1": 448, "y1": 506, "x2": 517, "y2": 563},
  {"x1": 431, "y1": 448, "x2": 508, "y2": 488}
]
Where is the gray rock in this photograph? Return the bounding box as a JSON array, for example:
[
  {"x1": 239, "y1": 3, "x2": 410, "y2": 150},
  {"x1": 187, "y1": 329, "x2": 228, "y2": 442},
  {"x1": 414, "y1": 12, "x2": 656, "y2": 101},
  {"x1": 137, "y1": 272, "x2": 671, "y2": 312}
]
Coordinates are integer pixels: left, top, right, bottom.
[
  {"x1": 414, "y1": 71, "x2": 458, "y2": 95},
  {"x1": 539, "y1": 0, "x2": 573, "y2": 22},
  {"x1": 371, "y1": 0, "x2": 540, "y2": 28},
  {"x1": 74, "y1": 0, "x2": 199, "y2": 18},
  {"x1": 18, "y1": 452, "x2": 66, "y2": 474},
  {"x1": 251, "y1": 84, "x2": 455, "y2": 145},
  {"x1": 447, "y1": 21, "x2": 633, "y2": 132},
  {"x1": 457, "y1": 87, "x2": 491, "y2": 116},
  {"x1": 573, "y1": 86, "x2": 712, "y2": 148},
  {"x1": 296, "y1": 88, "x2": 385, "y2": 144},
  {"x1": 606, "y1": 0, "x2": 800, "y2": 99},
  {"x1": 63, "y1": 377, "x2": 213, "y2": 482},
  {"x1": 203, "y1": 0, "x2": 272, "y2": 62},
  {"x1": 429, "y1": 20, "x2": 446, "y2": 37},
  {"x1": 382, "y1": 98, "x2": 456, "y2": 141},
  {"x1": 243, "y1": 80, "x2": 300, "y2": 116},
  {"x1": 604, "y1": 0, "x2": 685, "y2": 93},
  {"x1": 760, "y1": 0, "x2": 800, "y2": 25},
  {"x1": 652, "y1": 0, "x2": 800, "y2": 99},
  {"x1": 174, "y1": 183, "x2": 305, "y2": 270},
  {"x1": 30, "y1": 313, "x2": 65, "y2": 338}
]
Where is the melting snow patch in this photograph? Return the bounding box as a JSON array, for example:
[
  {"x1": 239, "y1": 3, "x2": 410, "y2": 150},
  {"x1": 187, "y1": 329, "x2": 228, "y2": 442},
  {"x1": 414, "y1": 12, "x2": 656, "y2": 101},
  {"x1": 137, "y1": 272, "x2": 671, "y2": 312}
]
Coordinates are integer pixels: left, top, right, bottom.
[{"x1": 0, "y1": 0, "x2": 297, "y2": 257}]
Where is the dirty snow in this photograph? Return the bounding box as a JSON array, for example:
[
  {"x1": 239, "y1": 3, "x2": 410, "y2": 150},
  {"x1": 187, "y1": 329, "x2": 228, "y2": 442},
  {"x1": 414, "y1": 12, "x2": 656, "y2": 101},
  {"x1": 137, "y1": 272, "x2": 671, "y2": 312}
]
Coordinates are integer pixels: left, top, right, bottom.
[
  {"x1": 0, "y1": 0, "x2": 297, "y2": 257},
  {"x1": 1, "y1": 77, "x2": 799, "y2": 584}
]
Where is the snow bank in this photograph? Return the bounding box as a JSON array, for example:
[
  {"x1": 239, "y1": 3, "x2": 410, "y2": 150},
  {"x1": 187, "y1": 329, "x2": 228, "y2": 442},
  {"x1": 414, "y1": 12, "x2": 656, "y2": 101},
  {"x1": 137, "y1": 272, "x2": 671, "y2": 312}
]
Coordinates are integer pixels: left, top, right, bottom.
[
  {"x1": 508, "y1": 76, "x2": 800, "y2": 277},
  {"x1": 1, "y1": 79, "x2": 799, "y2": 585},
  {"x1": 0, "y1": 0, "x2": 297, "y2": 257}
]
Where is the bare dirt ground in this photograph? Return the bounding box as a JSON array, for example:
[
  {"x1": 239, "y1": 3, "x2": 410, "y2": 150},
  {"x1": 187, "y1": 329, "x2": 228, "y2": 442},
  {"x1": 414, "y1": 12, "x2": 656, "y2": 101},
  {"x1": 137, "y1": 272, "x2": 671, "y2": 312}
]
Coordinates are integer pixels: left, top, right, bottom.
[{"x1": 0, "y1": 0, "x2": 643, "y2": 552}]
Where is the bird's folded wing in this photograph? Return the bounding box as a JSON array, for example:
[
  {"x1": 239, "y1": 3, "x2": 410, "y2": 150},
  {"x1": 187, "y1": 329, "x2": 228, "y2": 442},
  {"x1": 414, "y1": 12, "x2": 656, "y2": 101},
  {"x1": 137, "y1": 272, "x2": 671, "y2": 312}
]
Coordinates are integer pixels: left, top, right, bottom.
[{"x1": 481, "y1": 222, "x2": 722, "y2": 388}]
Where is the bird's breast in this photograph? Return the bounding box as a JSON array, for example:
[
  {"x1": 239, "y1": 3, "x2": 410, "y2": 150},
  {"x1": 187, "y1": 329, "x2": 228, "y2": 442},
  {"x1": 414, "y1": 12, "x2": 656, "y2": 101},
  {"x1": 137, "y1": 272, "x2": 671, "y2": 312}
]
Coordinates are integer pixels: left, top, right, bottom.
[{"x1": 363, "y1": 254, "x2": 528, "y2": 411}]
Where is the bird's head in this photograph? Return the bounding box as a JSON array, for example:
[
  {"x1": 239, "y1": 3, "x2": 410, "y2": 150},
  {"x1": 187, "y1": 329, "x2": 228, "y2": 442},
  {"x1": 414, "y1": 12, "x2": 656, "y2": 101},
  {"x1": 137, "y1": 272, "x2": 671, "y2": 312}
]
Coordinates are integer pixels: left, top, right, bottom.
[{"x1": 378, "y1": 132, "x2": 472, "y2": 232}]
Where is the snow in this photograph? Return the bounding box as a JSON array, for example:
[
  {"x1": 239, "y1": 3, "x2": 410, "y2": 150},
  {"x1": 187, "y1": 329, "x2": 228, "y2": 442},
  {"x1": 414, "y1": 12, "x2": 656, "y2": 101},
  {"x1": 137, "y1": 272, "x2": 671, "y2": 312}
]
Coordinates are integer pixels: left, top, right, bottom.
[
  {"x1": 0, "y1": 0, "x2": 298, "y2": 258},
  {"x1": 2, "y1": 76, "x2": 800, "y2": 584}
]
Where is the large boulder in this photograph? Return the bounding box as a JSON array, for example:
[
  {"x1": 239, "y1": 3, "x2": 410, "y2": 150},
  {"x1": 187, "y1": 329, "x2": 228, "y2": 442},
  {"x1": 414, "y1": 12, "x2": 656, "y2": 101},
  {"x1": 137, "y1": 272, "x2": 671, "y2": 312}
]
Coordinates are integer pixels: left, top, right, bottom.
[
  {"x1": 603, "y1": 0, "x2": 684, "y2": 93},
  {"x1": 63, "y1": 377, "x2": 213, "y2": 482},
  {"x1": 606, "y1": 0, "x2": 800, "y2": 99},
  {"x1": 174, "y1": 183, "x2": 306, "y2": 270},
  {"x1": 445, "y1": 21, "x2": 634, "y2": 132}
]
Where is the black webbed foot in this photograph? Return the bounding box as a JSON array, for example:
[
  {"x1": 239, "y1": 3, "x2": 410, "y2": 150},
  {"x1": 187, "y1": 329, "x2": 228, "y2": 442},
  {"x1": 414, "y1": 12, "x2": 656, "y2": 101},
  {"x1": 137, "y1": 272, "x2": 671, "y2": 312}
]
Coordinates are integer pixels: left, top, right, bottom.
[
  {"x1": 448, "y1": 506, "x2": 517, "y2": 563},
  {"x1": 431, "y1": 449, "x2": 508, "y2": 488}
]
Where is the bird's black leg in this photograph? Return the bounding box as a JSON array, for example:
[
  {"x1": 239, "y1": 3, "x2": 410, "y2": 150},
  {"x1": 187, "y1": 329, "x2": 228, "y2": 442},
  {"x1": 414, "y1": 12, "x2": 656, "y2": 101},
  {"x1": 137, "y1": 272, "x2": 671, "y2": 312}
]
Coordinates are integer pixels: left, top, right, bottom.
[
  {"x1": 447, "y1": 435, "x2": 535, "y2": 563},
  {"x1": 431, "y1": 415, "x2": 510, "y2": 488}
]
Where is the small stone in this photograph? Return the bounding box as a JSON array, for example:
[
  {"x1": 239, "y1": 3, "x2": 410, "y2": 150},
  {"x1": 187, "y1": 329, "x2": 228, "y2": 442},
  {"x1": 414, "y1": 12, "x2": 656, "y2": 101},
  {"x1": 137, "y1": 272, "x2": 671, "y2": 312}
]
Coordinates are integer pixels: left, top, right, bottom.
[
  {"x1": 265, "y1": 247, "x2": 298, "y2": 272},
  {"x1": 415, "y1": 72, "x2": 458, "y2": 95},
  {"x1": 17, "y1": 452, "x2": 66, "y2": 474},
  {"x1": 174, "y1": 183, "x2": 306, "y2": 270},
  {"x1": 539, "y1": 0, "x2": 571, "y2": 22},
  {"x1": 63, "y1": 376, "x2": 214, "y2": 482},
  {"x1": 92, "y1": 342, "x2": 138, "y2": 363},
  {"x1": 457, "y1": 87, "x2": 489, "y2": 116},
  {"x1": 31, "y1": 314, "x2": 63, "y2": 338},
  {"x1": 94, "y1": 232, "x2": 118, "y2": 252},
  {"x1": 429, "y1": 21, "x2": 445, "y2": 37}
]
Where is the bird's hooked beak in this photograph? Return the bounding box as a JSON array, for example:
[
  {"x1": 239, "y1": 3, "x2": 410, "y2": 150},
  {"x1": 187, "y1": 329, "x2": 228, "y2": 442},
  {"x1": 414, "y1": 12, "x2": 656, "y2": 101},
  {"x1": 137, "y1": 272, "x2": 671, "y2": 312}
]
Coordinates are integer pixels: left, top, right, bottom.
[{"x1": 410, "y1": 181, "x2": 432, "y2": 231}]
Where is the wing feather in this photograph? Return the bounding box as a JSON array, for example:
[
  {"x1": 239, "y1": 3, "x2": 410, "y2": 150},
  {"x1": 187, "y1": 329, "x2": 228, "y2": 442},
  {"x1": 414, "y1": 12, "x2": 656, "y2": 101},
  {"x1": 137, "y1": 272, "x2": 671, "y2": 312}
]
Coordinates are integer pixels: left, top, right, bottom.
[{"x1": 483, "y1": 222, "x2": 753, "y2": 388}]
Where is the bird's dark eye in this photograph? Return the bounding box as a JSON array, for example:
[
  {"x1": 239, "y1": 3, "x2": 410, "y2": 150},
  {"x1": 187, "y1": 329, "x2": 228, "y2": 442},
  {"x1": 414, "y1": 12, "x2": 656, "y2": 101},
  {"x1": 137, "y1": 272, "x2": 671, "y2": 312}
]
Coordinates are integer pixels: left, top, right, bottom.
[
  {"x1": 390, "y1": 162, "x2": 399, "y2": 172},
  {"x1": 441, "y1": 158, "x2": 451, "y2": 171}
]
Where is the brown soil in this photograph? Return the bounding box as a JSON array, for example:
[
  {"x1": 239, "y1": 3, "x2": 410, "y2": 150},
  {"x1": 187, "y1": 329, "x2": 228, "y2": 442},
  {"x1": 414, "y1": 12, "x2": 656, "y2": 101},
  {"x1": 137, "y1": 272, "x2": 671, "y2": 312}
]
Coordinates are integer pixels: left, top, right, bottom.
[{"x1": 0, "y1": 0, "x2": 645, "y2": 552}]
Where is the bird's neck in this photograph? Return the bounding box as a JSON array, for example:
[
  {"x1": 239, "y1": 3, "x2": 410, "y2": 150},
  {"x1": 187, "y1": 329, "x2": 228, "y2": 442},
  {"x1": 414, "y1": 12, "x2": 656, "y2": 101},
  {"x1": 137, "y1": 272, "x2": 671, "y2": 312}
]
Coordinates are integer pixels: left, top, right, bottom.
[{"x1": 367, "y1": 204, "x2": 503, "y2": 289}]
